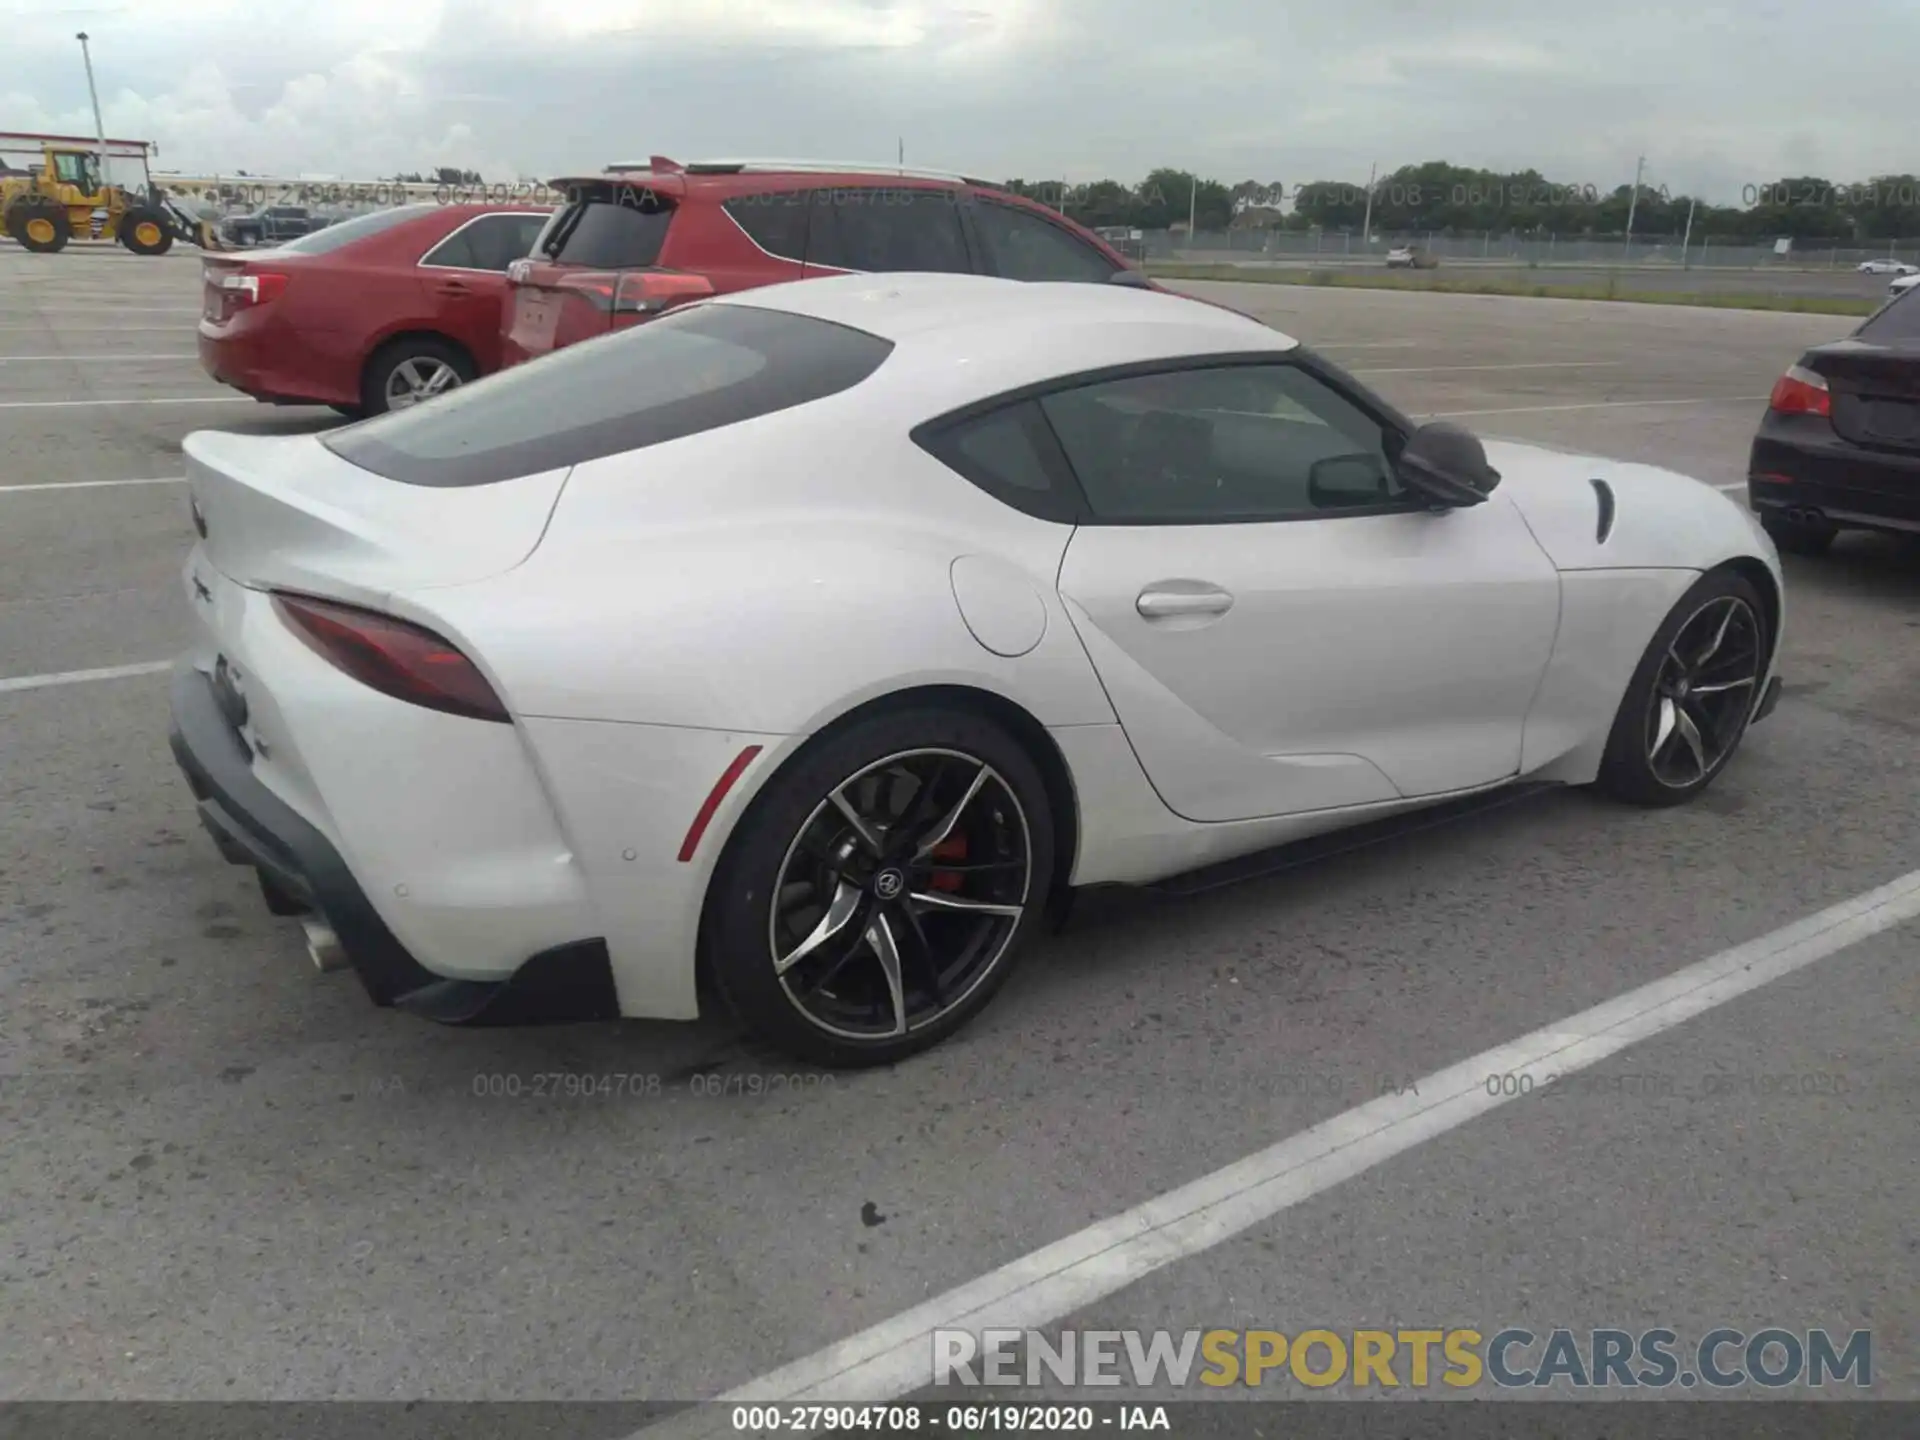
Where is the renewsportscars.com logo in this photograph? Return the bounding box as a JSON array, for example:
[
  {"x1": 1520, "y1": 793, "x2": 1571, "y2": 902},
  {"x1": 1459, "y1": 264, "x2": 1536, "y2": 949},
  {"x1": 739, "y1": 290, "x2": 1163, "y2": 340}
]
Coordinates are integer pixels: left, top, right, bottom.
[{"x1": 932, "y1": 1327, "x2": 1872, "y2": 1391}]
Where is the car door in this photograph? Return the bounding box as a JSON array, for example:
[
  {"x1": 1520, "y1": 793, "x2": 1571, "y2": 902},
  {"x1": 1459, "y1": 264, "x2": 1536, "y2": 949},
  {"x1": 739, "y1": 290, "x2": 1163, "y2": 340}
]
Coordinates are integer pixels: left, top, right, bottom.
[
  {"x1": 418, "y1": 212, "x2": 551, "y2": 372},
  {"x1": 801, "y1": 184, "x2": 975, "y2": 277},
  {"x1": 1046, "y1": 360, "x2": 1562, "y2": 823}
]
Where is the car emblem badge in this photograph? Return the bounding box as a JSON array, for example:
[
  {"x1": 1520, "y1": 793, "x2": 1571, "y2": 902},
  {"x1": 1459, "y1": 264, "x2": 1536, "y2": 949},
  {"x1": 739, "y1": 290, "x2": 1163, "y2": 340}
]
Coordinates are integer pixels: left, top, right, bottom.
[{"x1": 874, "y1": 868, "x2": 906, "y2": 900}]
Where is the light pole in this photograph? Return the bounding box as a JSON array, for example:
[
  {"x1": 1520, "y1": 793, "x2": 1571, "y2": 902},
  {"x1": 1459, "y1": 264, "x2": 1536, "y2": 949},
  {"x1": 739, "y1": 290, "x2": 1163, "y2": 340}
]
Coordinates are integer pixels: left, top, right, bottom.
[
  {"x1": 1188, "y1": 172, "x2": 1197, "y2": 245},
  {"x1": 1622, "y1": 154, "x2": 1646, "y2": 260},
  {"x1": 1359, "y1": 161, "x2": 1377, "y2": 248},
  {"x1": 1680, "y1": 193, "x2": 1697, "y2": 269},
  {"x1": 76, "y1": 32, "x2": 111, "y2": 187}
]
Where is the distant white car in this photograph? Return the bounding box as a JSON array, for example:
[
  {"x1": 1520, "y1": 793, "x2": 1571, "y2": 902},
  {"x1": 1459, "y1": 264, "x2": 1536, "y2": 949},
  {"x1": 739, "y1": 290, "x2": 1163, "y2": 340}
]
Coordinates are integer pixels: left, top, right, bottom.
[
  {"x1": 166, "y1": 272, "x2": 1788, "y2": 1066},
  {"x1": 1858, "y1": 259, "x2": 1917, "y2": 275}
]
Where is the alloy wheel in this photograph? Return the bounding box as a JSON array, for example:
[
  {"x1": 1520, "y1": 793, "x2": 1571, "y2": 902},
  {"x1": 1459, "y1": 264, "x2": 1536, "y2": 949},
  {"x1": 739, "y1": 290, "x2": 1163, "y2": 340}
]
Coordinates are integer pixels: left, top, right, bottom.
[
  {"x1": 1644, "y1": 594, "x2": 1763, "y2": 788},
  {"x1": 385, "y1": 357, "x2": 462, "y2": 409},
  {"x1": 768, "y1": 748, "x2": 1032, "y2": 1042}
]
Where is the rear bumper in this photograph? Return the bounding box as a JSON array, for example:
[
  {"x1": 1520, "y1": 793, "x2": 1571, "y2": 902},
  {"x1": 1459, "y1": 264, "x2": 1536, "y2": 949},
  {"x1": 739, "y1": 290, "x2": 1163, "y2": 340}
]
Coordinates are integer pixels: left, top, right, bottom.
[
  {"x1": 167, "y1": 661, "x2": 618, "y2": 1024},
  {"x1": 1749, "y1": 421, "x2": 1920, "y2": 535},
  {"x1": 198, "y1": 324, "x2": 356, "y2": 408}
]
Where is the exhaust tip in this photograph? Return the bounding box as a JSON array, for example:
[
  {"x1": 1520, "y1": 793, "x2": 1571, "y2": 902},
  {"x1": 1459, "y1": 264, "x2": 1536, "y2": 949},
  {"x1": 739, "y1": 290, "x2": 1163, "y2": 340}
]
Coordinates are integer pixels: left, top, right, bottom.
[{"x1": 302, "y1": 919, "x2": 350, "y2": 973}]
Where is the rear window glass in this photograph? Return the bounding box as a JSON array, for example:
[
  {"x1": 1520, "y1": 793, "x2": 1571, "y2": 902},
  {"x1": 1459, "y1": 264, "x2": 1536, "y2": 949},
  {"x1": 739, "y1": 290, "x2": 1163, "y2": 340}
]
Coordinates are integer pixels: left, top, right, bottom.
[
  {"x1": 277, "y1": 205, "x2": 434, "y2": 255},
  {"x1": 541, "y1": 184, "x2": 675, "y2": 268},
  {"x1": 324, "y1": 302, "x2": 895, "y2": 488},
  {"x1": 1855, "y1": 287, "x2": 1920, "y2": 340}
]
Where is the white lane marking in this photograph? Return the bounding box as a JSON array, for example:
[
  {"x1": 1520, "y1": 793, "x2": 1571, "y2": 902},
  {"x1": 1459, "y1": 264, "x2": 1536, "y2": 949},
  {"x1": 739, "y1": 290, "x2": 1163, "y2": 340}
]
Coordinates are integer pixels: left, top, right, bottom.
[
  {"x1": 0, "y1": 476, "x2": 185, "y2": 495},
  {"x1": 0, "y1": 660, "x2": 172, "y2": 695},
  {"x1": 1353, "y1": 361, "x2": 1622, "y2": 375},
  {"x1": 1305, "y1": 340, "x2": 1421, "y2": 350},
  {"x1": 1713, "y1": 481, "x2": 1748, "y2": 492},
  {"x1": 632, "y1": 868, "x2": 1920, "y2": 1436},
  {"x1": 0, "y1": 325, "x2": 196, "y2": 332},
  {"x1": 1431, "y1": 395, "x2": 1768, "y2": 418},
  {"x1": 0, "y1": 396, "x2": 255, "y2": 410},
  {"x1": 0, "y1": 354, "x2": 198, "y2": 362}
]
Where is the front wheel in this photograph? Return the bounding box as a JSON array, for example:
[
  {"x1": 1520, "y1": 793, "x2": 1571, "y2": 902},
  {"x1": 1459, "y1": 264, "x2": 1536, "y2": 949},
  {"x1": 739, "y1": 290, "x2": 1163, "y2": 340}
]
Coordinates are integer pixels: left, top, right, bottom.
[
  {"x1": 704, "y1": 709, "x2": 1055, "y2": 1068},
  {"x1": 119, "y1": 207, "x2": 174, "y2": 255},
  {"x1": 1593, "y1": 570, "x2": 1771, "y2": 808}
]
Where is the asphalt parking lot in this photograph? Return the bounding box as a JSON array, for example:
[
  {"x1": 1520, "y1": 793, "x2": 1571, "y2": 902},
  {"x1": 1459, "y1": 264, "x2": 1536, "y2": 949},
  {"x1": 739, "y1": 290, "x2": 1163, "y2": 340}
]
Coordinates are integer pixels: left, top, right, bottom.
[{"x1": 3, "y1": 247, "x2": 1917, "y2": 1408}]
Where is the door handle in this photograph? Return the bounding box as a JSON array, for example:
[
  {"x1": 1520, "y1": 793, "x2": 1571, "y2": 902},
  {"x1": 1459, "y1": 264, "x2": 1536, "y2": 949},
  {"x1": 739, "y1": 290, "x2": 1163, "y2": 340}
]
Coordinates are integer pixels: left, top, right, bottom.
[
  {"x1": 1136, "y1": 586, "x2": 1234, "y2": 618},
  {"x1": 434, "y1": 279, "x2": 474, "y2": 296}
]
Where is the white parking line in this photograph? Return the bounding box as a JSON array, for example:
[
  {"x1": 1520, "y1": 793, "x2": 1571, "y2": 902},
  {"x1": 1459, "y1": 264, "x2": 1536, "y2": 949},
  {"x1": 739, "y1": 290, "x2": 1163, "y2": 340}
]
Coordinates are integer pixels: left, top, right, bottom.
[
  {"x1": 0, "y1": 355, "x2": 198, "y2": 363},
  {"x1": 1432, "y1": 395, "x2": 1768, "y2": 419},
  {"x1": 0, "y1": 325, "x2": 196, "y2": 332},
  {"x1": 0, "y1": 660, "x2": 173, "y2": 695},
  {"x1": 632, "y1": 867, "x2": 1920, "y2": 1436},
  {"x1": 0, "y1": 396, "x2": 255, "y2": 410},
  {"x1": 1353, "y1": 361, "x2": 1621, "y2": 375},
  {"x1": 0, "y1": 476, "x2": 185, "y2": 494}
]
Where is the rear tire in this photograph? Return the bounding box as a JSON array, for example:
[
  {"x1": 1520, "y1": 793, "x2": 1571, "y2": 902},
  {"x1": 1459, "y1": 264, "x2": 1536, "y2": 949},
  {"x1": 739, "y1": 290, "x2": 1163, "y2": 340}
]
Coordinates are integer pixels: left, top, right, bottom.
[
  {"x1": 119, "y1": 206, "x2": 174, "y2": 256},
  {"x1": 7, "y1": 199, "x2": 70, "y2": 253},
  {"x1": 1593, "y1": 569, "x2": 1771, "y2": 808},
  {"x1": 704, "y1": 707, "x2": 1055, "y2": 1068},
  {"x1": 361, "y1": 337, "x2": 475, "y2": 415},
  {"x1": 1760, "y1": 510, "x2": 1837, "y2": 557}
]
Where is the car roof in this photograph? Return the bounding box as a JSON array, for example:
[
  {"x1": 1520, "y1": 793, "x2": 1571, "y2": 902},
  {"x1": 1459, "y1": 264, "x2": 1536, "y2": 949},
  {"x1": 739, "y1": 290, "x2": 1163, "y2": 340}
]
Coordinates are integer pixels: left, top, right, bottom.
[{"x1": 707, "y1": 272, "x2": 1298, "y2": 413}]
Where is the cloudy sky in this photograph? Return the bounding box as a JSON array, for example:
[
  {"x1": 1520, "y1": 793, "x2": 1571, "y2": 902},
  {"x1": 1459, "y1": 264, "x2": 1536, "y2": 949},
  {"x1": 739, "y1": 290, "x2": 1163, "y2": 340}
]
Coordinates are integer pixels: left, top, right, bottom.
[{"x1": 4, "y1": 0, "x2": 1915, "y2": 203}]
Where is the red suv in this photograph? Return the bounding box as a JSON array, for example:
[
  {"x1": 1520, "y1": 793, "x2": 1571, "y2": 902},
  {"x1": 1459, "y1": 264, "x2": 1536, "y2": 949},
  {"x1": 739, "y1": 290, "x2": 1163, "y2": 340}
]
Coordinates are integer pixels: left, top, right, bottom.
[{"x1": 501, "y1": 158, "x2": 1157, "y2": 367}]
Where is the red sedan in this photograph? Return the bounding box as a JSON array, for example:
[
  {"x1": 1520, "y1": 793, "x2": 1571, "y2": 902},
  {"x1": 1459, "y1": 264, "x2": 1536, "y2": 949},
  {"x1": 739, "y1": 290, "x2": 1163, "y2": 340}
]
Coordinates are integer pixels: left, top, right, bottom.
[{"x1": 198, "y1": 202, "x2": 552, "y2": 417}]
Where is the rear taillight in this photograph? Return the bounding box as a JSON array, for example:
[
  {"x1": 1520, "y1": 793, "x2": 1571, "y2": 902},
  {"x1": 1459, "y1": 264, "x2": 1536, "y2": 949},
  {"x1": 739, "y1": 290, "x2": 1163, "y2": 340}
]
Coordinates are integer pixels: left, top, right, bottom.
[
  {"x1": 273, "y1": 594, "x2": 509, "y2": 723},
  {"x1": 218, "y1": 270, "x2": 289, "y2": 308},
  {"x1": 1768, "y1": 364, "x2": 1830, "y2": 417},
  {"x1": 558, "y1": 268, "x2": 714, "y2": 316}
]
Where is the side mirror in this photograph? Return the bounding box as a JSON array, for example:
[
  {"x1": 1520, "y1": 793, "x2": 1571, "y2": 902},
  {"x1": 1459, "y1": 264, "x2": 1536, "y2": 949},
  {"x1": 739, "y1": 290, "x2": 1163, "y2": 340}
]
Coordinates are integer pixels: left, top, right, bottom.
[
  {"x1": 1393, "y1": 421, "x2": 1501, "y2": 506},
  {"x1": 1308, "y1": 453, "x2": 1392, "y2": 509}
]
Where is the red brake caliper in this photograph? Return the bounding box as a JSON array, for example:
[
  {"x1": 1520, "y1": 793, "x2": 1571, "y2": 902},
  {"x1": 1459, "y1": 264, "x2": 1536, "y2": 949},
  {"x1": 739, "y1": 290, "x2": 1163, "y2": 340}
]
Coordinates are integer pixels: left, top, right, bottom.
[{"x1": 929, "y1": 835, "x2": 967, "y2": 891}]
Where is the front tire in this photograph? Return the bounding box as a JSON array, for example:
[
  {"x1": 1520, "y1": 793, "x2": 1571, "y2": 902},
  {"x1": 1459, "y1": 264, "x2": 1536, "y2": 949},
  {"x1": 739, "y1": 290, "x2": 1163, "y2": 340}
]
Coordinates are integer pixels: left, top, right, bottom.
[
  {"x1": 1593, "y1": 569, "x2": 1770, "y2": 808},
  {"x1": 704, "y1": 708, "x2": 1055, "y2": 1068},
  {"x1": 119, "y1": 207, "x2": 174, "y2": 255}
]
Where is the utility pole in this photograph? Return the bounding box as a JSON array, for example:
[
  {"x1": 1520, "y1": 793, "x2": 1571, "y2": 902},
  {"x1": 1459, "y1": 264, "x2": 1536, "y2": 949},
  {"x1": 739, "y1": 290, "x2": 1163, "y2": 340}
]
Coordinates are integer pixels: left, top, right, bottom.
[
  {"x1": 1359, "y1": 161, "x2": 1377, "y2": 248},
  {"x1": 897, "y1": 137, "x2": 903, "y2": 174},
  {"x1": 1623, "y1": 154, "x2": 1646, "y2": 260},
  {"x1": 1188, "y1": 172, "x2": 1198, "y2": 243},
  {"x1": 1680, "y1": 193, "x2": 1697, "y2": 269},
  {"x1": 76, "y1": 32, "x2": 110, "y2": 187}
]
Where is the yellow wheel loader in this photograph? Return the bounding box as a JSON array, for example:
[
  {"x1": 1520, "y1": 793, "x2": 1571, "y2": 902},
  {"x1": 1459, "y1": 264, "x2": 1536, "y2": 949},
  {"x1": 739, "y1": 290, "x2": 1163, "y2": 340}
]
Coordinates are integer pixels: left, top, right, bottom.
[{"x1": 1, "y1": 131, "x2": 229, "y2": 255}]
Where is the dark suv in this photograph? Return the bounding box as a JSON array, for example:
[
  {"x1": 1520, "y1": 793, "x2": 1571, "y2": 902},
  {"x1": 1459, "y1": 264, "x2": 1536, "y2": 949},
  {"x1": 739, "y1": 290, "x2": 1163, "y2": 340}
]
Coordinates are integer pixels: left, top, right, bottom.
[{"x1": 501, "y1": 157, "x2": 1156, "y2": 367}]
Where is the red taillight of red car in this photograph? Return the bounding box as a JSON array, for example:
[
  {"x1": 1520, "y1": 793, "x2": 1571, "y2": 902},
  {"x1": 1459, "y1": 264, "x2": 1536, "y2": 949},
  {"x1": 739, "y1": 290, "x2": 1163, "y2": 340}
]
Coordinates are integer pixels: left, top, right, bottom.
[
  {"x1": 218, "y1": 269, "x2": 290, "y2": 309},
  {"x1": 1768, "y1": 364, "x2": 1830, "y2": 418},
  {"x1": 556, "y1": 267, "x2": 714, "y2": 316},
  {"x1": 273, "y1": 594, "x2": 510, "y2": 724}
]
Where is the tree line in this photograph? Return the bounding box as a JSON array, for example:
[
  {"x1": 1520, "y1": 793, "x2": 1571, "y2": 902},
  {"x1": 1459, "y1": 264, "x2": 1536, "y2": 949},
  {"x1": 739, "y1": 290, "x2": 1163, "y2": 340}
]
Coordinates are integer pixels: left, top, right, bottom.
[{"x1": 998, "y1": 162, "x2": 1920, "y2": 240}]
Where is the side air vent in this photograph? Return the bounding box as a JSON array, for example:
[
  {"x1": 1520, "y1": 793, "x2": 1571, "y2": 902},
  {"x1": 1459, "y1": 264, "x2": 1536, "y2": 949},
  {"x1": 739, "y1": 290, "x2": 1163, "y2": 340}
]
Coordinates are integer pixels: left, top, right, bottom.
[{"x1": 1590, "y1": 477, "x2": 1616, "y2": 544}]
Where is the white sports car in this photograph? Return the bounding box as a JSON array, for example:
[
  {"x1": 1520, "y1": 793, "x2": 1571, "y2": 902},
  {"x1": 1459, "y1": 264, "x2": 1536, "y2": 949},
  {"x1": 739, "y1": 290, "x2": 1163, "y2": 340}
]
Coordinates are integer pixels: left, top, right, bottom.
[
  {"x1": 1858, "y1": 258, "x2": 1917, "y2": 275},
  {"x1": 168, "y1": 272, "x2": 1786, "y2": 1066}
]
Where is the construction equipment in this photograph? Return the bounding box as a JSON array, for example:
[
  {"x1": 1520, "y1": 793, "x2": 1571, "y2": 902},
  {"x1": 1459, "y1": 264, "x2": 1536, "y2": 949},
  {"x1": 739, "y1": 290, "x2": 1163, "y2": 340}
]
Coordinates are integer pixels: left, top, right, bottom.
[{"x1": 1, "y1": 131, "x2": 230, "y2": 255}]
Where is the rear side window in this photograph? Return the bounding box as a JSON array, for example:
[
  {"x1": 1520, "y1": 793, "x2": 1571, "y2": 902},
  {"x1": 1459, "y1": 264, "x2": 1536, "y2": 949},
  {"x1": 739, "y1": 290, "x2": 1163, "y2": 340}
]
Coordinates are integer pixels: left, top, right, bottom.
[
  {"x1": 423, "y1": 213, "x2": 549, "y2": 271},
  {"x1": 540, "y1": 183, "x2": 675, "y2": 268},
  {"x1": 806, "y1": 187, "x2": 972, "y2": 274},
  {"x1": 969, "y1": 199, "x2": 1119, "y2": 283},
  {"x1": 912, "y1": 400, "x2": 1085, "y2": 524},
  {"x1": 277, "y1": 205, "x2": 435, "y2": 255},
  {"x1": 1855, "y1": 288, "x2": 1920, "y2": 340},
  {"x1": 724, "y1": 191, "x2": 809, "y2": 262},
  {"x1": 324, "y1": 302, "x2": 894, "y2": 487}
]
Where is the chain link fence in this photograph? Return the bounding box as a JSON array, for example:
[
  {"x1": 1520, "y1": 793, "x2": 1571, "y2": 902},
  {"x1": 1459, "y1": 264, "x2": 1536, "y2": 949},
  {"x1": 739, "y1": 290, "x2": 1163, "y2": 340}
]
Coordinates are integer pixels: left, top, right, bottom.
[{"x1": 1147, "y1": 229, "x2": 1920, "y2": 270}]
